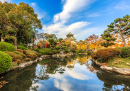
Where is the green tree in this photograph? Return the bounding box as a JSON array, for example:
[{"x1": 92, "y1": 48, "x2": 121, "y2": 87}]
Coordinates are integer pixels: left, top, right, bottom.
[
  {"x1": 101, "y1": 30, "x2": 116, "y2": 47},
  {"x1": 0, "y1": 2, "x2": 42, "y2": 50},
  {"x1": 49, "y1": 38, "x2": 57, "y2": 48},
  {"x1": 107, "y1": 15, "x2": 130, "y2": 47}
]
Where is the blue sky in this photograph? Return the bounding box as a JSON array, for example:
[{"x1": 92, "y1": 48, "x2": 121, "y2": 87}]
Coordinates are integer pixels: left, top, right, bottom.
[{"x1": 1, "y1": 0, "x2": 130, "y2": 40}]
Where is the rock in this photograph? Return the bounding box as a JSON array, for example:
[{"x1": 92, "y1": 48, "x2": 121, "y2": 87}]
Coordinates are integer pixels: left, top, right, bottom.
[
  {"x1": 19, "y1": 63, "x2": 26, "y2": 68},
  {"x1": 39, "y1": 58, "x2": 42, "y2": 61},
  {"x1": 113, "y1": 67, "x2": 130, "y2": 75},
  {"x1": 100, "y1": 66, "x2": 113, "y2": 71}
]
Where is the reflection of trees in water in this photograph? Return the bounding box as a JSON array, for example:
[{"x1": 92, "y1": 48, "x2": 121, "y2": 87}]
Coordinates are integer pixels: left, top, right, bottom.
[
  {"x1": 85, "y1": 60, "x2": 97, "y2": 74},
  {"x1": 1, "y1": 54, "x2": 130, "y2": 91},
  {"x1": 0, "y1": 64, "x2": 38, "y2": 91},
  {"x1": 36, "y1": 65, "x2": 49, "y2": 80},
  {"x1": 96, "y1": 70, "x2": 130, "y2": 91},
  {"x1": 38, "y1": 58, "x2": 67, "y2": 76}
]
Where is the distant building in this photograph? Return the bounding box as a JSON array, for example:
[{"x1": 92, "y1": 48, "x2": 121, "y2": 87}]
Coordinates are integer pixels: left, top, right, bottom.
[{"x1": 65, "y1": 32, "x2": 77, "y2": 44}]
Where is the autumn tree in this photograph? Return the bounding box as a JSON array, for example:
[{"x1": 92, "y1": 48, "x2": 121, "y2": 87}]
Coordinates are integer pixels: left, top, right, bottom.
[
  {"x1": 107, "y1": 15, "x2": 130, "y2": 47},
  {"x1": 86, "y1": 34, "x2": 99, "y2": 44},
  {"x1": 37, "y1": 33, "x2": 46, "y2": 48},
  {"x1": 86, "y1": 34, "x2": 99, "y2": 49}
]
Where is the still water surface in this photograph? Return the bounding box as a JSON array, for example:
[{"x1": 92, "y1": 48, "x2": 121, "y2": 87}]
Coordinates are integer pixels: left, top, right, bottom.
[{"x1": 0, "y1": 55, "x2": 130, "y2": 91}]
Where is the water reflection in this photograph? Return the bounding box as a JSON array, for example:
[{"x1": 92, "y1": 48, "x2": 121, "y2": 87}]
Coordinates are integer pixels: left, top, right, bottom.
[{"x1": 0, "y1": 55, "x2": 130, "y2": 91}]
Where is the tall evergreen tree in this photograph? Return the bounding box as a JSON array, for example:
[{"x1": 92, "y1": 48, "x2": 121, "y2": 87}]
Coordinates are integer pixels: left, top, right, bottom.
[
  {"x1": 107, "y1": 15, "x2": 130, "y2": 47},
  {"x1": 101, "y1": 30, "x2": 116, "y2": 47}
]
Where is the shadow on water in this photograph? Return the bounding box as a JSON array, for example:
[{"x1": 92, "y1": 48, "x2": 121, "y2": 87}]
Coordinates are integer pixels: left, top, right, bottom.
[{"x1": 0, "y1": 54, "x2": 130, "y2": 91}]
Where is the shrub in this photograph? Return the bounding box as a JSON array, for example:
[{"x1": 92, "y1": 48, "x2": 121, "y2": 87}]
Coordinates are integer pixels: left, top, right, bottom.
[
  {"x1": 27, "y1": 54, "x2": 37, "y2": 59},
  {"x1": 52, "y1": 50, "x2": 58, "y2": 54},
  {"x1": 117, "y1": 47, "x2": 130, "y2": 58},
  {"x1": 62, "y1": 46, "x2": 67, "y2": 50},
  {"x1": 87, "y1": 51, "x2": 94, "y2": 55},
  {"x1": 91, "y1": 48, "x2": 121, "y2": 62},
  {"x1": 57, "y1": 50, "x2": 60, "y2": 53},
  {"x1": 5, "y1": 51, "x2": 23, "y2": 61},
  {"x1": 37, "y1": 48, "x2": 51, "y2": 55},
  {"x1": 71, "y1": 48, "x2": 76, "y2": 53},
  {"x1": 0, "y1": 42, "x2": 15, "y2": 52},
  {"x1": 24, "y1": 58, "x2": 31, "y2": 61},
  {"x1": 49, "y1": 51, "x2": 53, "y2": 55},
  {"x1": 23, "y1": 50, "x2": 38, "y2": 59},
  {"x1": 55, "y1": 45, "x2": 60, "y2": 50},
  {"x1": 0, "y1": 51, "x2": 12, "y2": 73},
  {"x1": 18, "y1": 46, "x2": 27, "y2": 50},
  {"x1": 64, "y1": 49, "x2": 69, "y2": 53},
  {"x1": 17, "y1": 49, "x2": 23, "y2": 53},
  {"x1": 21, "y1": 44, "x2": 27, "y2": 47},
  {"x1": 76, "y1": 49, "x2": 85, "y2": 53},
  {"x1": 14, "y1": 51, "x2": 26, "y2": 58},
  {"x1": 16, "y1": 59, "x2": 21, "y2": 65}
]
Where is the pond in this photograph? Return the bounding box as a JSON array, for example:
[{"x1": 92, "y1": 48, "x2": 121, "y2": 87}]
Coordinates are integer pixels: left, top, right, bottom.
[{"x1": 0, "y1": 55, "x2": 130, "y2": 91}]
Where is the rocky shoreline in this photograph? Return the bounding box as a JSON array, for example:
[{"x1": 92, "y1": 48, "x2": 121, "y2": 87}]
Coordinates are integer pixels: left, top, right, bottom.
[{"x1": 91, "y1": 59, "x2": 130, "y2": 75}]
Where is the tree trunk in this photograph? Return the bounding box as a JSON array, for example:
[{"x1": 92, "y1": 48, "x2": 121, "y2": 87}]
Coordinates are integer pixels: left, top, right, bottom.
[
  {"x1": 14, "y1": 39, "x2": 17, "y2": 51},
  {"x1": 60, "y1": 43, "x2": 61, "y2": 54},
  {"x1": 119, "y1": 31, "x2": 126, "y2": 47},
  {"x1": 14, "y1": 33, "x2": 17, "y2": 51}
]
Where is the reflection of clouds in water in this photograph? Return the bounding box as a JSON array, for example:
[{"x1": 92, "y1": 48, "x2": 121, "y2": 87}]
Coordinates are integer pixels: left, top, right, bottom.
[
  {"x1": 49, "y1": 63, "x2": 93, "y2": 91},
  {"x1": 30, "y1": 82, "x2": 43, "y2": 91},
  {"x1": 54, "y1": 78, "x2": 72, "y2": 91},
  {"x1": 66, "y1": 63, "x2": 92, "y2": 80},
  {"x1": 50, "y1": 63, "x2": 92, "y2": 80}
]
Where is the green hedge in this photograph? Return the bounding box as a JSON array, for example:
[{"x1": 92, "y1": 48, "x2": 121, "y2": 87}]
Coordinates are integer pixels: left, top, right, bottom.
[
  {"x1": 36, "y1": 48, "x2": 51, "y2": 55},
  {"x1": 117, "y1": 47, "x2": 130, "y2": 58},
  {"x1": 23, "y1": 50, "x2": 39, "y2": 59},
  {"x1": 0, "y1": 42, "x2": 15, "y2": 52},
  {"x1": 62, "y1": 46, "x2": 67, "y2": 50},
  {"x1": 0, "y1": 51, "x2": 12, "y2": 73},
  {"x1": 76, "y1": 49, "x2": 85, "y2": 53},
  {"x1": 52, "y1": 50, "x2": 58, "y2": 54},
  {"x1": 5, "y1": 51, "x2": 24, "y2": 61},
  {"x1": 55, "y1": 45, "x2": 60, "y2": 50},
  {"x1": 18, "y1": 46, "x2": 27, "y2": 50}
]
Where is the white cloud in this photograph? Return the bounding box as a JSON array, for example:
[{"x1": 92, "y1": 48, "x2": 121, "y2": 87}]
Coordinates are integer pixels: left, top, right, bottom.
[
  {"x1": 0, "y1": 0, "x2": 11, "y2": 3},
  {"x1": 43, "y1": 21, "x2": 106, "y2": 40},
  {"x1": 43, "y1": 21, "x2": 91, "y2": 39},
  {"x1": 54, "y1": 0, "x2": 96, "y2": 23},
  {"x1": 31, "y1": 3, "x2": 36, "y2": 7},
  {"x1": 115, "y1": 1, "x2": 130, "y2": 10},
  {"x1": 43, "y1": 0, "x2": 98, "y2": 40}
]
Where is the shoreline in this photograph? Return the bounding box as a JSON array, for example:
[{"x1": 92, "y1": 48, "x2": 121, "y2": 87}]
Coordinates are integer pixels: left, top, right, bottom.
[
  {"x1": 91, "y1": 59, "x2": 130, "y2": 75},
  {"x1": 0, "y1": 53, "x2": 77, "y2": 75}
]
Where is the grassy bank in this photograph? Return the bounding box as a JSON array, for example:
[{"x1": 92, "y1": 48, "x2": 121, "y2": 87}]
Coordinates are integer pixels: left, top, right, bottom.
[{"x1": 108, "y1": 58, "x2": 130, "y2": 69}]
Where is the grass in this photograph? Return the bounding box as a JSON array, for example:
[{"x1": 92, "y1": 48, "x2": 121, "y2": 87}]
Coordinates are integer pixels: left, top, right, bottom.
[{"x1": 108, "y1": 58, "x2": 130, "y2": 69}]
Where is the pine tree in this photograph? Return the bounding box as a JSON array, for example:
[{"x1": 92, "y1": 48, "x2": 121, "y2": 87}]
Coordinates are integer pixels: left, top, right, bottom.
[{"x1": 101, "y1": 30, "x2": 116, "y2": 47}]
